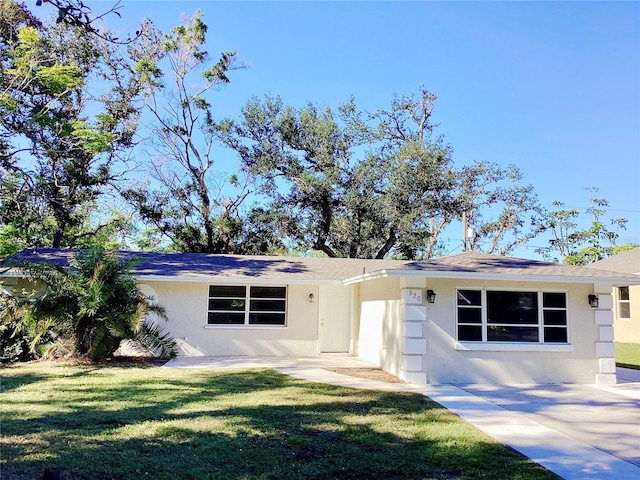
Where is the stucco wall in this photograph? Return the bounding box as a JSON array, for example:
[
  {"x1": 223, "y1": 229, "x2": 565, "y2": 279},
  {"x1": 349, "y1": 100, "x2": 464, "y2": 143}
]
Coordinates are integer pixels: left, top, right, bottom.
[
  {"x1": 142, "y1": 281, "x2": 320, "y2": 356},
  {"x1": 421, "y1": 279, "x2": 600, "y2": 384},
  {"x1": 355, "y1": 277, "x2": 401, "y2": 375},
  {"x1": 613, "y1": 285, "x2": 640, "y2": 344}
]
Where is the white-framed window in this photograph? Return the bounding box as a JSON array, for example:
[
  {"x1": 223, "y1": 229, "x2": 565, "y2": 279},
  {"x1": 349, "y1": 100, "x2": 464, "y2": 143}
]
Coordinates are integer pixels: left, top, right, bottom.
[
  {"x1": 207, "y1": 285, "x2": 287, "y2": 326},
  {"x1": 617, "y1": 286, "x2": 630, "y2": 320},
  {"x1": 456, "y1": 288, "x2": 568, "y2": 343}
]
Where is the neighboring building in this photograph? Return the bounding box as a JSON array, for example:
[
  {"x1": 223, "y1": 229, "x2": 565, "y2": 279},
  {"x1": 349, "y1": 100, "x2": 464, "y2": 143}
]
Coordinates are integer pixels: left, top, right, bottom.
[
  {"x1": 4, "y1": 249, "x2": 640, "y2": 384},
  {"x1": 591, "y1": 247, "x2": 640, "y2": 344}
]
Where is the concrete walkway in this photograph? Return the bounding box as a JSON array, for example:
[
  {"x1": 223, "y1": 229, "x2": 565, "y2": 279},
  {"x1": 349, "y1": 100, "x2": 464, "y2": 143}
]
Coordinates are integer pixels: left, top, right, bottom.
[{"x1": 164, "y1": 357, "x2": 640, "y2": 480}]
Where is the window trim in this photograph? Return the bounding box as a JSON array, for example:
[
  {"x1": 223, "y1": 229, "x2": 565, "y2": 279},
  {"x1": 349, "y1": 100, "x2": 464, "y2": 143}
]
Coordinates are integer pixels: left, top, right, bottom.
[
  {"x1": 454, "y1": 342, "x2": 573, "y2": 352},
  {"x1": 206, "y1": 284, "x2": 288, "y2": 328},
  {"x1": 617, "y1": 286, "x2": 631, "y2": 321},
  {"x1": 455, "y1": 287, "x2": 570, "y2": 345}
]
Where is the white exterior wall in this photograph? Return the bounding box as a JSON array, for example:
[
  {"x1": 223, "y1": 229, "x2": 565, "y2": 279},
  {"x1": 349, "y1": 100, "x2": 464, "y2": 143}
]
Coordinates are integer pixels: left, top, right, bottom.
[
  {"x1": 355, "y1": 277, "x2": 402, "y2": 374},
  {"x1": 420, "y1": 279, "x2": 602, "y2": 384},
  {"x1": 142, "y1": 281, "x2": 320, "y2": 356}
]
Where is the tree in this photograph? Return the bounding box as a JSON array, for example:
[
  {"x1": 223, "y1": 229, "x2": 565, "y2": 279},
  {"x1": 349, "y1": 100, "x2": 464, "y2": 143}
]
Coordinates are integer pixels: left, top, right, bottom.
[
  {"x1": 536, "y1": 187, "x2": 635, "y2": 265},
  {"x1": 218, "y1": 88, "x2": 545, "y2": 259},
  {"x1": 216, "y1": 91, "x2": 457, "y2": 259},
  {"x1": 0, "y1": 247, "x2": 177, "y2": 361},
  {"x1": 217, "y1": 95, "x2": 364, "y2": 257},
  {"x1": 458, "y1": 163, "x2": 546, "y2": 255},
  {"x1": 1, "y1": 3, "x2": 157, "y2": 250},
  {"x1": 124, "y1": 10, "x2": 255, "y2": 254}
]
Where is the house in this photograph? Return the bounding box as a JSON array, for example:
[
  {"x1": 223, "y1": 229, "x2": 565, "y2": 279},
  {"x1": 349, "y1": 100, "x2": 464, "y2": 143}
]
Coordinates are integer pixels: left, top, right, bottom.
[
  {"x1": 590, "y1": 247, "x2": 640, "y2": 344},
  {"x1": 4, "y1": 248, "x2": 640, "y2": 385}
]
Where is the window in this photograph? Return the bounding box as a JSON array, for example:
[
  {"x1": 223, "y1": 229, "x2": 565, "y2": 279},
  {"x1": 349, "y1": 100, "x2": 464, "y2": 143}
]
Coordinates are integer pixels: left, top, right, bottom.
[
  {"x1": 617, "y1": 286, "x2": 630, "y2": 320},
  {"x1": 457, "y1": 289, "x2": 568, "y2": 343},
  {"x1": 207, "y1": 285, "x2": 287, "y2": 326}
]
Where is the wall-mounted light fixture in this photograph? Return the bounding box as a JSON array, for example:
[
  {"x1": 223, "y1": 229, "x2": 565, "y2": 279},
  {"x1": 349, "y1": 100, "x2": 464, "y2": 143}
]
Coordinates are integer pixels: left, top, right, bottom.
[
  {"x1": 426, "y1": 290, "x2": 436, "y2": 304},
  {"x1": 308, "y1": 293, "x2": 315, "y2": 303},
  {"x1": 588, "y1": 294, "x2": 599, "y2": 308}
]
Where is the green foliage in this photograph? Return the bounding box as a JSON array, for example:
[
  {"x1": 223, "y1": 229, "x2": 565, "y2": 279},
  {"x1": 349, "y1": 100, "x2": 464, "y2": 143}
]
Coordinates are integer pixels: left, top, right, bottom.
[
  {"x1": 6, "y1": 26, "x2": 83, "y2": 93},
  {"x1": 163, "y1": 9, "x2": 207, "y2": 52},
  {"x1": 537, "y1": 188, "x2": 634, "y2": 264},
  {"x1": 0, "y1": 288, "x2": 38, "y2": 362},
  {"x1": 458, "y1": 162, "x2": 545, "y2": 255},
  {"x1": 218, "y1": 89, "x2": 544, "y2": 259},
  {"x1": 66, "y1": 120, "x2": 114, "y2": 154},
  {"x1": 1, "y1": 5, "x2": 161, "y2": 250},
  {"x1": 0, "y1": 247, "x2": 177, "y2": 361}
]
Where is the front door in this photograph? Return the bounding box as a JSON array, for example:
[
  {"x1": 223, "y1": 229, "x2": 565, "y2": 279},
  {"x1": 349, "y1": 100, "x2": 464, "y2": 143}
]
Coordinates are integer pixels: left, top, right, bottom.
[{"x1": 319, "y1": 285, "x2": 352, "y2": 353}]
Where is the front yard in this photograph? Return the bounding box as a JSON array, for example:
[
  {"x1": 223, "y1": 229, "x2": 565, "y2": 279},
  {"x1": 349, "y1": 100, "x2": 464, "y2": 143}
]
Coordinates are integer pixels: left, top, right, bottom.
[
  {"x1": 616, "y1": 342, "x2": 640, "y2": 369},
  {"x1": 0, "y1": 362, "x2": 558, "y2": 480}
]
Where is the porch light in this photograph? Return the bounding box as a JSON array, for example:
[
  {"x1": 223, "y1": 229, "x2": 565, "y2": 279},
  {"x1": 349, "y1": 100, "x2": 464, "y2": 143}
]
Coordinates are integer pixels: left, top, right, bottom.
[
  {"x1": 308, "y1": 293, "x2": 315, "y2": 303},
  {"x1": 426, "y1": 290, "x2": 436, "y2": 304},
  {"x1": 588, "y1": 294, "x2": 599, "y2": 308}
]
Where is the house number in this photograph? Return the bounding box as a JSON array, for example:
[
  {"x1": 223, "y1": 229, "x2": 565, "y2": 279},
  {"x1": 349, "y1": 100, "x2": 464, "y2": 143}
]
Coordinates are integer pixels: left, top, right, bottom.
[{"x1": 403, "y1": 289, "x2": 424, "y2": 305}]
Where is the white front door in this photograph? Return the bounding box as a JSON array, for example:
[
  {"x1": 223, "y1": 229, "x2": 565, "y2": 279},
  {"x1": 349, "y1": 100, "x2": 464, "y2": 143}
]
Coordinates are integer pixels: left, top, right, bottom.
[{"x1": 319, "y1": 285, "x2": 352, "y2": 353}]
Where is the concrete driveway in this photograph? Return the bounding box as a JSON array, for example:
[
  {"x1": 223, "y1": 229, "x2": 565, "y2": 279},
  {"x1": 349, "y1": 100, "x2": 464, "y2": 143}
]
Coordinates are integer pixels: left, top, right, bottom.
[
  {"x1": 460, "y1": 374, "x2": 640, "y2": 467},
  {"x1": 165, "y1": 357, "x2": 640, "y2": 480}
]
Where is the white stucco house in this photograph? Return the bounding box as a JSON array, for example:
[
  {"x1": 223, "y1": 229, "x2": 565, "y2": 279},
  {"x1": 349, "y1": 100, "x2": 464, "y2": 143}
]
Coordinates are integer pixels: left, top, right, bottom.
[{"x1": 4, "y1": 248, "x2": 640, "y2": 385}]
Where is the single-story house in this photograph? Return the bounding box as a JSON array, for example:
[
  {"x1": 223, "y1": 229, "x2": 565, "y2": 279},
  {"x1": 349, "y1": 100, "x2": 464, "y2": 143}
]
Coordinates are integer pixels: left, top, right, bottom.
[
  {"x1": 590, "y1": 247, "x2": 640, "y2": 344},
  {"x1": 4, "y1": 248, "x2": 640, "y2": 385}
]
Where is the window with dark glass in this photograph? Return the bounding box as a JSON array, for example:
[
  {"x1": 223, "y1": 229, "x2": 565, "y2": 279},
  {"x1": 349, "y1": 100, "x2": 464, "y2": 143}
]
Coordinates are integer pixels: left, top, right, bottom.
[
  {"x1": 457, "y1": 289, "x2": 482, "y2": 341},
  {"x1": 208, "y1": 285, "x2": 286, "y2": 326},
  {"x1": 542, "y1": 292, "x2": 568, "y2": 343},
  {"x1": 456, "y1": 289, "x2": 568, "y2": 343},
  {"x1": 487, "y1": 291, "x2": 539, "y2": 342}
]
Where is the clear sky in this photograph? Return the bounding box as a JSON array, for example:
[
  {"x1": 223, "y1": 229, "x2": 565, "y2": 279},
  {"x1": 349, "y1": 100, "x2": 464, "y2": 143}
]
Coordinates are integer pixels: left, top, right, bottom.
[{"x1": 40, "y1": 0, "x2": 640, "y2": 257}]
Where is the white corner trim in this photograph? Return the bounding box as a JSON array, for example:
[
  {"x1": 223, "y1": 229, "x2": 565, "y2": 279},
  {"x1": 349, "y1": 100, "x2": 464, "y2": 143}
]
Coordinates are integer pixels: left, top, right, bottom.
[{"x1": 454, "y1": 342, "x2": 573, "y2": 352}]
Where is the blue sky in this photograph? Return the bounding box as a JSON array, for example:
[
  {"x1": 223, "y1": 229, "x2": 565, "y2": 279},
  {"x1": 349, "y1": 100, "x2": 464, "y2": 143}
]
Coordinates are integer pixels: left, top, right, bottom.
[{"x1": 41, "y1": 1, "x2": 640, "y2": 257}]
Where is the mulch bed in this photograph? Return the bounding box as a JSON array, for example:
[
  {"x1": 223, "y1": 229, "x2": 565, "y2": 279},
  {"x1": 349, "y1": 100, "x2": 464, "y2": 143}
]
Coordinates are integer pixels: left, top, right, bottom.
[
  {"x1": 99, "y1": 356, "x2": 170, "y2": 367},
  {"x1": 324, "y1": 367, "x2": 404, "y2": 383}
]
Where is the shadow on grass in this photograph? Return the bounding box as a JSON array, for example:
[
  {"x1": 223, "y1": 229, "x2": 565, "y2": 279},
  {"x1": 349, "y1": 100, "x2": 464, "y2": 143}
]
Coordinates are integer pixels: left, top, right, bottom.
[
  {"x1": 2, "y1": 367, "x2": 558, "y2": 480},
  {"x1": 0, "y1": 369, "x2": 55, "y2": 393},
  {"x1": 617, "y1": 362, "x2": 640, "y2": 370}
]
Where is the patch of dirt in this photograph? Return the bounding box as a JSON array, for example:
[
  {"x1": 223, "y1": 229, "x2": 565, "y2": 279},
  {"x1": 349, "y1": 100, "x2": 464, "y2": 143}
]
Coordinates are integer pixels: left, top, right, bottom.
[
  {"x1": 97, "y1": 356, "x2": 170, "y2": 367},
  {"x1": 324, "y1": 367, "x2": 404, "y2": 383},
  {"x1": 12, "y1": 356, "x2": 171, "y2": 368}
]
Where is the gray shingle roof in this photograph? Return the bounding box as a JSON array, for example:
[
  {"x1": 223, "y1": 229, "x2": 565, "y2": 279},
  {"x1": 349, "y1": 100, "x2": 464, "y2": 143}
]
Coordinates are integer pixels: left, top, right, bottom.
[
  {"x1": 5, "y1": 249, "x2": 410, "y2": 284},
  {"x1": 347, "y1": 251, "x2": 640, "y2": 285},
  {"x1": 589, "y1": 247, "x2": 640, "y2": 275},
  {"x1": 5, "y1": 249, "x2": 640, "y2": 285}
]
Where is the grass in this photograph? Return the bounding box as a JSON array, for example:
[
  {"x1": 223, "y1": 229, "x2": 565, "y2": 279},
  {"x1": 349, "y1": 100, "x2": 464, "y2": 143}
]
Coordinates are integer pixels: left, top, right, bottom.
[
  {"x1": 0, "y1": 362, "x2": 559, "y2": 480},
  {"x1": 615, "y1": 342, "x2": 640, "y2": 369}
]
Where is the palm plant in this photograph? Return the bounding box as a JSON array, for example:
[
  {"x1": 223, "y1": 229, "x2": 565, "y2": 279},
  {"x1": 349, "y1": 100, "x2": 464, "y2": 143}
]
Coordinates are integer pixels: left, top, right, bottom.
[{"x1": 1, "y1": 247, "x2": 176, "y2": 361}]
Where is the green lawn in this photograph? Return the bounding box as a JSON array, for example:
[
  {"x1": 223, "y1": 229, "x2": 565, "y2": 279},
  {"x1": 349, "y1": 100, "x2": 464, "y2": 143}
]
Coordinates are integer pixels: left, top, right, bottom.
[
  {"x1": 615, "y1": 342, "x2": 640, "y2": 369},
  {"x1": 0, "y1": 362, "x2": 558, "y2": 480}
]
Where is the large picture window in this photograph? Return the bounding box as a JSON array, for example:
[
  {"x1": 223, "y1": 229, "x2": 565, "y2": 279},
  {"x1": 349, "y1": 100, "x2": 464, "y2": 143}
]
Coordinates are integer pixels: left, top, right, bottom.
[
  {"x1": 207, "y1": 286, "x2": 287, "y2": 326},
  {"x1": 457, "y1": 289, "x2": 568, "y2": 343}
]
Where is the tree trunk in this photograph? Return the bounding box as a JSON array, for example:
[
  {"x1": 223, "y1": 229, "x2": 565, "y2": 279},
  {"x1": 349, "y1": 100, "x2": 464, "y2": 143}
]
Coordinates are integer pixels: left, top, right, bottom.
[{"x1": 375, "y1": 227, "x2": 396, "y2": 259}]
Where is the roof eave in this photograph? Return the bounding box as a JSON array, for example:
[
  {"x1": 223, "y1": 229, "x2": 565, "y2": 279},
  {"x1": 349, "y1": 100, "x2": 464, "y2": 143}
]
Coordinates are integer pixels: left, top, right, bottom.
[
  {"x1": 134, "y1": 274, "x2": 343, "y2": 286},
  {"x1": 0, "y1": 269, "x2": 345, "y2": 286},
  {"x1": 343, "y1": 269, "x2": 640, "y2": 286}
]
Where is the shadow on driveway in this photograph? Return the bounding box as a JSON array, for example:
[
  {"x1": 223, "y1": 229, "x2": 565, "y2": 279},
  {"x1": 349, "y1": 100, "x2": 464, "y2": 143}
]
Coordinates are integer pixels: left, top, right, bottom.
[{"x1": 460, "y1": 377, "x2": 640, "y2": 467}]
